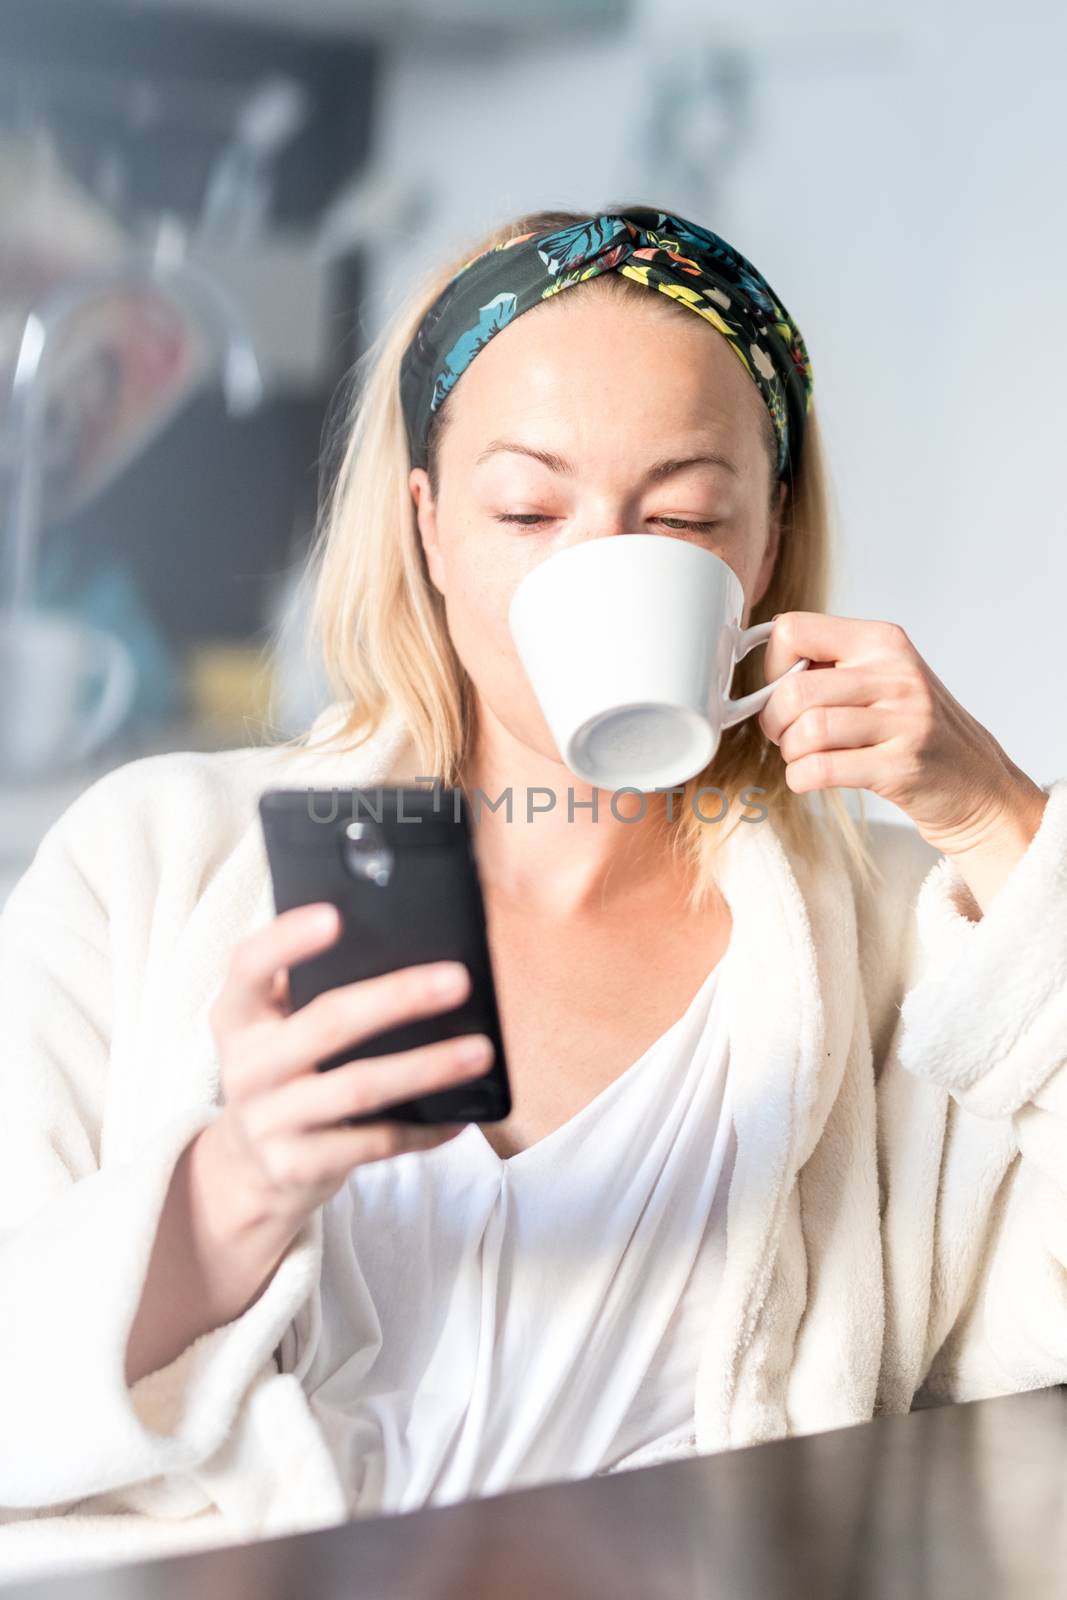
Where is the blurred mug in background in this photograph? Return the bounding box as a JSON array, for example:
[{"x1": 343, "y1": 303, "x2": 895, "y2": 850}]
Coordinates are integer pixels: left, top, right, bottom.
[{"x1": 0, "y1": 608, "x2": 136, "y2": 781}]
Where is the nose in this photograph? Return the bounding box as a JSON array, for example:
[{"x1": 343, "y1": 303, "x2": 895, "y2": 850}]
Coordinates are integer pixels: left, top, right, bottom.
[{"x1": 569, "y1": 526, "x2": 645, "y2": 545}]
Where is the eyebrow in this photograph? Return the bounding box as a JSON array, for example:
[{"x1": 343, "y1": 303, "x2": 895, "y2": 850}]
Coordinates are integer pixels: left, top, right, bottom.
[{"x1": 473, "y1": 439, "x2": 740, "y2": 481}]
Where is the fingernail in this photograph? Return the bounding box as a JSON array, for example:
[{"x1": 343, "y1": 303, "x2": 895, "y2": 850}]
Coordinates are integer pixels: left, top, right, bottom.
[
  {"x1": 312, "y1": 904, "x2": 340, "y2": 931},
  {"x1": 457, "y1": 1034, "x2": 492, "y2": 1064},
  {"x1": 430, "y1": 962, "x2": 468, "y2": 993}
]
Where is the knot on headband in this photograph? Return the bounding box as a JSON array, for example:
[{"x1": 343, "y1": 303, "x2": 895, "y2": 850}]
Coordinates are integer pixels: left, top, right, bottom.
[{"x1": 399, "y1": 207, "x2": 814, "y2": 482}]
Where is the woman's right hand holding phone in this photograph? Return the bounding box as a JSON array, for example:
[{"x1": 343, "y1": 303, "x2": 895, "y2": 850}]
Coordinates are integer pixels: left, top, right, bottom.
[
  {"x1": 127, "y1": 903, "x2": 492, "y2": 1386},
  {"x1": 203, "y1": 902, "x2": 493, "y2": 1239}
]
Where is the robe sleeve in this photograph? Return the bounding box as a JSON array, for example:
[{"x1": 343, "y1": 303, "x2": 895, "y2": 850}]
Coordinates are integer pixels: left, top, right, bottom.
[
  {"x1": 0, "y1": 763, "x2": 325, "y2": 1514},
  {"x1": 895, "y1": 774, "x2": 1067, "y2": 1378}
]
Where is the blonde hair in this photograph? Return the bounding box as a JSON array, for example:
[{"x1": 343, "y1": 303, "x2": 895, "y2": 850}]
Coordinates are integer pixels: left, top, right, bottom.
[{"x1": 266, "y1": 203, "x2": 881, "y2": 909}]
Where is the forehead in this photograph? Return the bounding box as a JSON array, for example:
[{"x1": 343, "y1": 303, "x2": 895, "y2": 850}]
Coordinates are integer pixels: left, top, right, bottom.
[{"x1": 438, "y1": 286, "x2": 767, "y2": 456}]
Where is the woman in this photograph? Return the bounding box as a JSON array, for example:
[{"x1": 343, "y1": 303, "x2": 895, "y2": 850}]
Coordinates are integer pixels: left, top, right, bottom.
[{"x1": 1, "y1": 204, "x2": 1064, "y2": 1581}]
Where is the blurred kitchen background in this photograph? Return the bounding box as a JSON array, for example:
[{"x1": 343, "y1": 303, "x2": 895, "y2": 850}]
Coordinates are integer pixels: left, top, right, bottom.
[{"x1": 1, "y1": 0, "x2": 1065, "y2": 907}]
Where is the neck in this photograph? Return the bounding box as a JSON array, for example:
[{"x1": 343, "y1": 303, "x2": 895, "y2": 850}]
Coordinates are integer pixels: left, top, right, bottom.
[{"x1": 457, "y1": 709, "x2": 687, "y2": 918}]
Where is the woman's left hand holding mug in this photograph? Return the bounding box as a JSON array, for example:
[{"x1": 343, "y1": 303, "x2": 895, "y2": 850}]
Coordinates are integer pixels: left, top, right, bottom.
[{"x1": 758, "y1": 610, "x2": 1049, "y2": 915}]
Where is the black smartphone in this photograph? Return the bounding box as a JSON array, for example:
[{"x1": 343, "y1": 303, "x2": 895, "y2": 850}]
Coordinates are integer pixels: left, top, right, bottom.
[{"x1": 258, "y1": 785, "x2": 511, "y2": 1130}]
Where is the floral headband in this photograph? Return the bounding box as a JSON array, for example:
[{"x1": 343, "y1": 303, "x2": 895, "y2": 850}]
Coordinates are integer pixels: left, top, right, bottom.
[{"x1": 398, "y1": 207, "x2": 815, "y2": 482}]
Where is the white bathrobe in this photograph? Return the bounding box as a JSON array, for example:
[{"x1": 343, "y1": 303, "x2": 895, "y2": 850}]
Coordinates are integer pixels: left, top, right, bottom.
[{"x1": 1, "y1": 702, "x2": 1065, "y2": 1584}]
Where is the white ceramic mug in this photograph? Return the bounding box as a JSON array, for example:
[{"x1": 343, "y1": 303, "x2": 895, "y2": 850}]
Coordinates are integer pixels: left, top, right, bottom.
[
  {"x1": 0, "y1": 609, "x2": 137, "y2": 780},
  {"x1": 507, "y1": 534, "x2": 810, "y2": 791}
]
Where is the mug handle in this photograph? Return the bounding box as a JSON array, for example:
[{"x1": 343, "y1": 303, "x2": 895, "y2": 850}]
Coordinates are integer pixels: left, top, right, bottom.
[
  {"x1": 68, "y1": 629, "x2": 137, "y2": 764},
  {"x1": 720, "y1": 620, "x2": 810, "y2": 732}
]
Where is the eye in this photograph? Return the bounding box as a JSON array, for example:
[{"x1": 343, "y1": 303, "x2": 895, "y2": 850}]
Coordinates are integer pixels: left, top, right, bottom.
[
  {"x1": 493, "y1": 514, "x2": 720, "y2": 531},
  {"x1": 654, "y1": 517, "x2": 720, "y2": 533}
]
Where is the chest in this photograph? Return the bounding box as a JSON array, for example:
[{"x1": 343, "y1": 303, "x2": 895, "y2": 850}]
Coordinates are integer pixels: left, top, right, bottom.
[{"x1": 477, "y1": 898, "x2": 732, "y2": 1161}]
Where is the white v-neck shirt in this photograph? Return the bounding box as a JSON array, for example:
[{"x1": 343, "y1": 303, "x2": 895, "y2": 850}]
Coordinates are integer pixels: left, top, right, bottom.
[{"x1": 277, "y1": 942, "x2": 736, "y2": 1518}]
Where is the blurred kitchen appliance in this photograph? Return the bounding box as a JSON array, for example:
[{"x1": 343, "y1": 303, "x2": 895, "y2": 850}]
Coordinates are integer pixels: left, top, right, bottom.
[{"x1": 2, "y1": 224, "x2": 266, "y2": 616}]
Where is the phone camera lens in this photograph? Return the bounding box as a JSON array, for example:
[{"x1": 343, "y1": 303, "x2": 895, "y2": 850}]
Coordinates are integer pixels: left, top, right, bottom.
[{"x1": 342, "y1": 821, "x2": 394, "y2": 887}]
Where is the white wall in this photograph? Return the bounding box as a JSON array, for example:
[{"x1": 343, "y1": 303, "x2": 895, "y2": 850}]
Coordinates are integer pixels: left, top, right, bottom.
[{"x1": 358, "y1": 0, "x2": 1067, "y2": 822}]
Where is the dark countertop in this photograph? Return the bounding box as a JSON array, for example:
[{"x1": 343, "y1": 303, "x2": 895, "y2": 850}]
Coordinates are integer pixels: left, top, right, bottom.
[{"x1": 5, "y1": 1383, "x2": 1067, "y2": 1600}]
